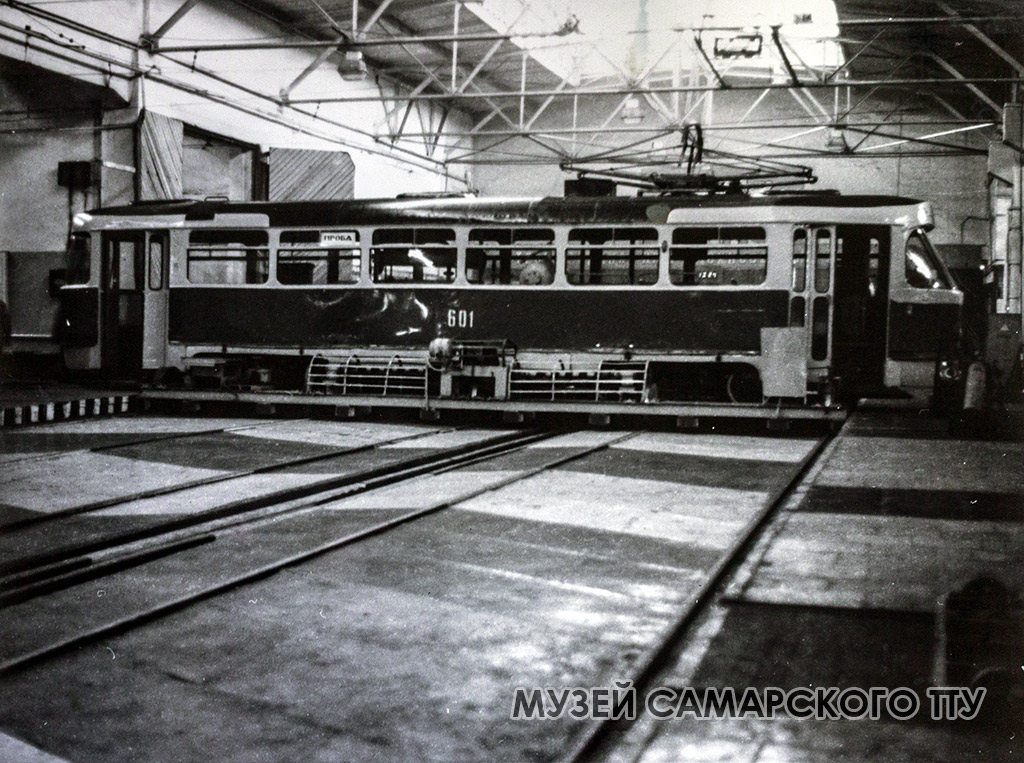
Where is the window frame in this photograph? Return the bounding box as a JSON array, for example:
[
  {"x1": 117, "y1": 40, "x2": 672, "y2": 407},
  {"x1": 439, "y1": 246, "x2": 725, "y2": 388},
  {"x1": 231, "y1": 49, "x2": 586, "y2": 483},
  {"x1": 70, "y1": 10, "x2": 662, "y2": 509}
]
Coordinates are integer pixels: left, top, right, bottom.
[
  {"x1": 564, "y1": 226, "x2": 661, "y2": 287},
  {"x1": 668, "y1": 225, "x2": 768, "y2": 287},
  {"x1": 185, "y1": 229, "x2": 270, "y2": 286},
  {"x1": 370, "y1": 227, "x2": 458, "y2": 285},
  {"x1": 904, "y1": 229, "x2": 951, "y2": 290},
  {"x1": 276, "y1": 229, "x2": 362, "y2": 286},
  {"x1": 465, "y1": 227, "x2": 556, "y2": 286},
  {"x1": 66, "y1": 232, "x2": 92, "y2": 286}
]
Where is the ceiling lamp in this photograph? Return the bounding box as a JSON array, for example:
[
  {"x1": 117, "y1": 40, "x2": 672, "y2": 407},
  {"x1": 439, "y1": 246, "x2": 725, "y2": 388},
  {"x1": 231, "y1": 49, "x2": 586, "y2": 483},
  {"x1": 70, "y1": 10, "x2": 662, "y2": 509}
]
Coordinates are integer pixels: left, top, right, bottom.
[
  {"x1": 621, "y1": 97, "x2": 645, "y2": 126},
  {"x1": 338, "y1": 50, "x2": 367, "y2": 81}
]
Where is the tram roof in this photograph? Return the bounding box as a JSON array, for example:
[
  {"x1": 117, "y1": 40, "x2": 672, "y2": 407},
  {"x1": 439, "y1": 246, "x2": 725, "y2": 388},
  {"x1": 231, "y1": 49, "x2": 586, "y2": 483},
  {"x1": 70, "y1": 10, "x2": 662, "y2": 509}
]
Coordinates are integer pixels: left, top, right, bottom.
[{"x1": 86, "y1": 193, "x2": 926, "y2": 228}]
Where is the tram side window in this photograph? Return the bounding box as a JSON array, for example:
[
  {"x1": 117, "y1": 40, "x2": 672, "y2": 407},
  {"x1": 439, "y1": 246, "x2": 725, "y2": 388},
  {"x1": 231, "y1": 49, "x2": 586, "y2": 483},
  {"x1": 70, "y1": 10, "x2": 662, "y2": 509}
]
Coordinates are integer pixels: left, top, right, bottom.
[
  {"x1": 814, "y1": 229, "x2": 832, "y2": 292},
  {"x1": 565, "y1": 227, "x2": 659, "y2": 286},
  {"x1": 112, "y1": 239, "x2": 144, "y2": 291},
  {"x1": 466, "y1": 228, "x2": 555, "y2": 285},
  {"x1": 66, "y1": 233, "x2": 91, "y2": 284},
  {"x1": 371, "y1": 228, "x2": 456, "y2": 283},
  {"x1": 148, "y1": 239, "x2": 164, "y2": 290},
  {"x1": 791, "y1": 229, "x2": 807, "y2": 291},
  {"x1": 670, "y1": 227, "x2": 767, "y2": 286},
  {"x1": 905, "y1": 230, "x2": 950, "y2": 289},
  {"x1": 278, "y1": 230, "x2": 361, "y2": 285},
  {"x1": 187, "y1": 230, "x2": 269, "y2": 285}
]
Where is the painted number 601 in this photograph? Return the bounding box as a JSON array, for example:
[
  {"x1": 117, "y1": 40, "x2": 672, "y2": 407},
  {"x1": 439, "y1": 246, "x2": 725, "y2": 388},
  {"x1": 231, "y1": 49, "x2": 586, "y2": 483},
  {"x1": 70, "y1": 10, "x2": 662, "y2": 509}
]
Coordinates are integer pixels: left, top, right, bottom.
[{"x1": 447, "y1": 309, "x2": 474, "y2": 328}]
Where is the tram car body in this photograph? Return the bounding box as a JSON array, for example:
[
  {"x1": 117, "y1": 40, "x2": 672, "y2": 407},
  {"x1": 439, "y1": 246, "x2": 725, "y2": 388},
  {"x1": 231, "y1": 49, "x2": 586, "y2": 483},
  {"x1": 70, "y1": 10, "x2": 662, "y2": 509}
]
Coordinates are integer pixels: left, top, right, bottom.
[{"x1": 57, "y1": 193, "x2": 962, "y2": 416}]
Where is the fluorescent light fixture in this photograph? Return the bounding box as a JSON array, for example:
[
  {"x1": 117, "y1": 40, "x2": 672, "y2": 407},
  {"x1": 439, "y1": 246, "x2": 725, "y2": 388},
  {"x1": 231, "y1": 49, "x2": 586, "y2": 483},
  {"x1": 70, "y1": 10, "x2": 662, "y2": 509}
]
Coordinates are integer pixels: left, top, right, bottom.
[{"x1": 338, "y1": 50, "x2": 367, "y2": 81}]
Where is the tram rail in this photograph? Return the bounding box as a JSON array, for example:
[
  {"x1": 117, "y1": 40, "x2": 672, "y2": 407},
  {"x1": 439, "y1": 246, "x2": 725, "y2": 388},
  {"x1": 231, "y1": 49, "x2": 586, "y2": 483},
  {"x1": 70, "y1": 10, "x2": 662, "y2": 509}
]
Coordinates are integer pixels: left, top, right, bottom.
[
  {"x1": 559, "y1": 431, "x2": 835, "y2": 762},
  {"x1": 0, "y1": 427, "x2": 548, "y2": 597},
  {"x1": 0, "y1": 427, "x2": 661, "y2": 675}
]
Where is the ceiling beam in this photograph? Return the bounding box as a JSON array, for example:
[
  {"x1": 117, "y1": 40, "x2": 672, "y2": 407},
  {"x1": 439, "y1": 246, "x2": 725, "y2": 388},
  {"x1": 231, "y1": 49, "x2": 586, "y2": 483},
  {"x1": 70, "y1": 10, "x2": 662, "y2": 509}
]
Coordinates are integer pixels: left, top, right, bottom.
[
  {"x1": 929, "y1": 54, "x2": 1002, "y2": 114},
  {"x1": 140, "y1": 0, "x2": 200, "y2": 50},
  {"x1": 285, "y1": 75, "x2": 1024, "y2": 105},
  {"x1": 936, "y1": 1, "x2": 1024, "y2": 75}
]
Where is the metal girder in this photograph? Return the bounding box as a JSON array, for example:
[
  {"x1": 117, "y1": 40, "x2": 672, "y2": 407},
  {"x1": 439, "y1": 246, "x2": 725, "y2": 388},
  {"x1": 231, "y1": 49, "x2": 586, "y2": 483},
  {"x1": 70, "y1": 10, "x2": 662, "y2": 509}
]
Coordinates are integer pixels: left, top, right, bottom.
[
  {"x1": 825, "y1": 29, "x2": 885, "y2": 82},
  {"x1": 523, "y1": 78, "x2": 571, "y2": 130},
  {"x1": 368, "y1": 14, "x2": 517, "y2": 132},
  {"x1": 359, "y1": 0, "x2": 397, "y2": 38},
  {"x1": 454, "y1": 37, "x2": 503, "y2": 94},
  {"x1": 770, "y1": 26, "x2": 801, "y2": 87},
  {"x1": 859, "y1": 123, "x2": 994, "y2": 152},
  {"x1": 936, "y1": 1, "x2": 1024, "y2": 75},
  {"x1": 581, "y1": 37, "x2": 681, "y2": 130},
  {"x1": 375, "y1": 75, "x2": 434, "y2": 137},
  {"x1": 847, "y1": 91, "x2": 914, "y2": 151},
  {"x1": 140, "y1": 0, "x2": 199, "y2": 50},
  {"x1": 836, "y1": 54, "x2": 915, "y2": 121},
  {"x1": 692, "y1": 34, "x2": 728, "y2": 88},
  {"x1": 927, "y1": 92, "x2": 970, "y2": 122},
  {"x1": 285, "y1": 75, "x2": 1024, "y2": 105},
  {"x1": 839, "y1": 15, "x2": 1023, "y2": 27},
  {"x1": 387, "y1": 117, "x2": 992, "y2": 140},
  {"x1": 929, "y1": 54, "x2": 1002, "y2": 114},
  {"x1": 155, "y1": 32, "x2": 517, "y2": 53},
  {"x1": 279, "y1": 41, "x2": 342, "y2": 103},
  {"x1": 846, "y1": 124, "x2": 989, "y2": 155},
  {"x1": 786, "y1": 88, "x2": 828, "y2": 123}
]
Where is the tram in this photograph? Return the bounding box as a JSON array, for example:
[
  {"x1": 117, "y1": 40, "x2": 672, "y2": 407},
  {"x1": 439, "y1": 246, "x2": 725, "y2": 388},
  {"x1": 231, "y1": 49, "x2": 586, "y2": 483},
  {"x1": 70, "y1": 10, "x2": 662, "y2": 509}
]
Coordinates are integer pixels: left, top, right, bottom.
[{"x1": 56, "y1": 190, "x2": 963, "y2": 417}]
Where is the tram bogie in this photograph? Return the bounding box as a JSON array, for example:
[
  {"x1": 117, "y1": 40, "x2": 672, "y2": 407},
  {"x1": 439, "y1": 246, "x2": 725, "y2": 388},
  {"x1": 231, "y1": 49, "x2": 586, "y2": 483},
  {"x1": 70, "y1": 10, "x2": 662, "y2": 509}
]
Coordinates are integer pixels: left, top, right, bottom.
[{"x1": 57, "y1": 193, "x2": 964, "y2": 415}]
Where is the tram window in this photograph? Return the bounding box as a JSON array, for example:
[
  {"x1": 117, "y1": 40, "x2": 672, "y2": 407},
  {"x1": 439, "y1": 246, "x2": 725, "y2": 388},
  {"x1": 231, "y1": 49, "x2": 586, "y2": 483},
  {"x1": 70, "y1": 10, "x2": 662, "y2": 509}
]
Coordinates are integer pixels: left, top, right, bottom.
[
  {"x1": 565, "y1": 227, "x2": 659, "y2": 286},
  {"x1": 466, "y1": 228, "x2": 555, "y2": 285},
  {"x1": 868, "y1": 239, "x2": 881, "y2": 297},
  {"x1": 791, "y1": 230, "x2": 807, "y2": 291},
  {"x1": 187, "y1": 230, "x2": 269, "y2": 285},
  {"x1": 278, "y1": 230, "x2": 360, "y2": 285},
  {"x1": 814, "y1": 229, "x2": 832, "y2": 292},
  {"x1": 670, "y1": 226, "x2": 766, "y2": 286},
  {"x1": 148, "y1": 239, "x2": 164, "y2": 290},
  {"x1": 112, "y1": 239, "x2": 144, "y2": 291},
  {"x1": 371, "y1": 228, "x2": 456, "y2": 283},
  {"x1": 905, "y1": 230, "x2": 950, "y2": 289},
  {"x1": 66, "y1": 233, "x2": 91, "y2": 285}
]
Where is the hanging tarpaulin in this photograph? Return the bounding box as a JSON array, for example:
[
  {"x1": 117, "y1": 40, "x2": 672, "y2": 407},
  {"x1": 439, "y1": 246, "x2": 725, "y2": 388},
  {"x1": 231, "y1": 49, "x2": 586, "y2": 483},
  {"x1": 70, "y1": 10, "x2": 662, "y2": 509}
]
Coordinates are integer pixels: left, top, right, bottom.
[
  {"x1": 139, "y1": 110, "x2": 184, "y2": 200},
  {"x1": 268, "y1": 148, "x2": 354, "y2": 200}
]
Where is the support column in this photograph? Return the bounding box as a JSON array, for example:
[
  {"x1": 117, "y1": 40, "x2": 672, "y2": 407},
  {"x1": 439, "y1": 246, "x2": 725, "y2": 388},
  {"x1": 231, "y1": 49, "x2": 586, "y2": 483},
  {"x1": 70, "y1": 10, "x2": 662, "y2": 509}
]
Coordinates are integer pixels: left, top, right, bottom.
[{"x1": 1006, "y1": 103, "x2": 1023, "y2": 315}]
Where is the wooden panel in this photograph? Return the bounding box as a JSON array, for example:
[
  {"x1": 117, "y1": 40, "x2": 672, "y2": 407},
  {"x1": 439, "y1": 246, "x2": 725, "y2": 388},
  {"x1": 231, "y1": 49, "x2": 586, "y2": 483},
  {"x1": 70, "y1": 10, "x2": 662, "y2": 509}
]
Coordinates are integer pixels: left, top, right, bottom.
[
  {"x1": 268, "y1": 148, "x2": 354, "y2": 201},
  {"x1": 138, "y1": 111, "x2": 183, "y2": 200}
]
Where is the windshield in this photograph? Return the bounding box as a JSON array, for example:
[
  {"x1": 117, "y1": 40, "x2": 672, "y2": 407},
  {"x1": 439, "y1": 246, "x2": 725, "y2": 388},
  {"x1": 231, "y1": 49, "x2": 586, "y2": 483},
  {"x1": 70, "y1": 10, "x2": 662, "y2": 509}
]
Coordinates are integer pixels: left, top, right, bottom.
[
  {"x1": 905, "y1": 230, "x2": 950, "y2": 289},
  {"x1": 66, "y1": 233, "x2": 91, "y2": 285}
]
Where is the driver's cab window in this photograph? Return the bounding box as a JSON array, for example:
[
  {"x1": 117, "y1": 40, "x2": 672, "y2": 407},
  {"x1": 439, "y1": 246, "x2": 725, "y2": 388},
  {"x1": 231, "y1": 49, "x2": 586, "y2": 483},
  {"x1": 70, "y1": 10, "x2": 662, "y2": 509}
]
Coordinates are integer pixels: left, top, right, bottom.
[{"x1": 905, "y1": 230, "x2": 950, "y2": 289}]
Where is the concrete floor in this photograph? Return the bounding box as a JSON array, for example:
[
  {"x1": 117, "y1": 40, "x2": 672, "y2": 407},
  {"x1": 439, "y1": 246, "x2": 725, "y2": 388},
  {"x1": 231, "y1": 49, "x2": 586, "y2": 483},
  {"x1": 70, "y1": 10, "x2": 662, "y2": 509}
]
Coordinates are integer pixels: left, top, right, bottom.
[
  {"x1": 0, "y1": 426, "x2": 816, "y2": 762},
  {"x1": 0, "y1": 413, "x2": 1019, "y2": 761}
]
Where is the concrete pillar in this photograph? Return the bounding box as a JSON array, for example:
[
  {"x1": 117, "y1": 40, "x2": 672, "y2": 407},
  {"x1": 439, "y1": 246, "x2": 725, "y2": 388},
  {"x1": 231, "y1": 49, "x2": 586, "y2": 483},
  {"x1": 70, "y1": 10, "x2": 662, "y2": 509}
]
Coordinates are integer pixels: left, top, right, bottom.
[{"x1": 1004, "y1": 103, "x2": 1023, "y2": 315}]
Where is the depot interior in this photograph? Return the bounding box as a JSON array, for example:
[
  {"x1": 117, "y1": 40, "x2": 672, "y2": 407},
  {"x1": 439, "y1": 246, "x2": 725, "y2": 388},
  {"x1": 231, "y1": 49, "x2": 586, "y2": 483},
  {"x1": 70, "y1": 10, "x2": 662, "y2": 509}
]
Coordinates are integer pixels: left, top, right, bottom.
[{"x1": 0, "y1": 0, "x2": 1021, "y2": 409}]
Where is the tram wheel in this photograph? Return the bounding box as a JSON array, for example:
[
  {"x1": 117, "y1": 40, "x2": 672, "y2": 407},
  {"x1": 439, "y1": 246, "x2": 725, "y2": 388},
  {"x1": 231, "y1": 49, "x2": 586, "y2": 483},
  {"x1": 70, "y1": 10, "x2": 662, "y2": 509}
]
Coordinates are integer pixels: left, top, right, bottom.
[{"x1": 726, "y1": 367, "x2": 762, "y2": 404}]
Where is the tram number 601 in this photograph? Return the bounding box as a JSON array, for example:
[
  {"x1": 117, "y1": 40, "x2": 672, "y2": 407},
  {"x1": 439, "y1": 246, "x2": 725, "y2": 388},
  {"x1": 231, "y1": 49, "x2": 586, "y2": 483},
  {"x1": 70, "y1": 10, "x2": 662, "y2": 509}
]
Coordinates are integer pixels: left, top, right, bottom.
[{"x1": 447, "y1": 309, "x2": 475, "y2": 328}]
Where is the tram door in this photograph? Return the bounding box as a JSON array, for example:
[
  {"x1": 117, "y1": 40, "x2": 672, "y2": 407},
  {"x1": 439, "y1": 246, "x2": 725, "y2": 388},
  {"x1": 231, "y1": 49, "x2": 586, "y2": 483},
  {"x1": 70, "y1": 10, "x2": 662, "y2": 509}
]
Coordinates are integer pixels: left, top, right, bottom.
[
  {"x1": 791, "y1": 226, "x2": 837, "y2": 391},
  {"x1": 833, "y1": 225, "x2": 890, "y2": 396},
  {"x1": 100, "y1": 232, "x2": 145, "y2": 378},
  {"x1": 142, "y1": 231, "x2": 169, "y2": 371}
]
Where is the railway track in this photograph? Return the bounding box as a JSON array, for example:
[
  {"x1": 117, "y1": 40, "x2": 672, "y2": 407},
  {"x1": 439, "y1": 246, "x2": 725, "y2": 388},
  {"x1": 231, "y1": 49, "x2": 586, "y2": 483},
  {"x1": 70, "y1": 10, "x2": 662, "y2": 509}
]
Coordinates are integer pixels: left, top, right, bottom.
[
  {"x1": 0, "y1": 424, "x2": 835, "y2": 762},
  {"x1": 560, "y1": 432, "x2": 835, "y2": 762},
  {"x1": 0, "y1": 426, "x2": 548, "y2": 603},
  {"x1": 0, "y1": 418, "x2": 472, "y2": 533},
  {"x1": 0, "y1": 416, "x2": 307, "y2": 468},
  {"x1": 0, "y1": 426, "x2": 665, "y2": 675}
]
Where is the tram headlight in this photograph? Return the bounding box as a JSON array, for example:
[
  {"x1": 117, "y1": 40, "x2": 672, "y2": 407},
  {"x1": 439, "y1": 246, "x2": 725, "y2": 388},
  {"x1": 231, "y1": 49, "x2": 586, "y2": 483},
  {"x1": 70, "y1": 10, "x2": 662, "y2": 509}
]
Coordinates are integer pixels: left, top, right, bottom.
[{"x1": 938, "y1": 359, "x2": 962, "y2": 381}]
